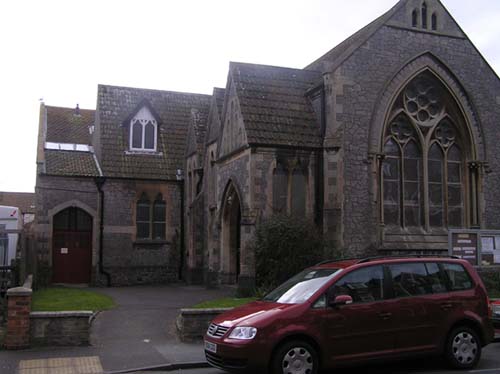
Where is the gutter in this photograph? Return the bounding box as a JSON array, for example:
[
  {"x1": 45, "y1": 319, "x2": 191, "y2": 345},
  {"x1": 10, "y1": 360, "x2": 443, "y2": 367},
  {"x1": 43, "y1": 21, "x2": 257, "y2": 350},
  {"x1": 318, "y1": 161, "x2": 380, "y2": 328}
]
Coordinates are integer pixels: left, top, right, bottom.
[{"x1": 95, "y1": 176, "x2": 111, "y2": 286}]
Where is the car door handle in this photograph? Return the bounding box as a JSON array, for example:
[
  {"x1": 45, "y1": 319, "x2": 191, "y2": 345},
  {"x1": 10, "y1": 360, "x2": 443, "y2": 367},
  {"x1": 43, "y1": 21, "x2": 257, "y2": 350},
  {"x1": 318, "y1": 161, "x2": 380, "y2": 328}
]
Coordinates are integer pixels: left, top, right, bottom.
[
  {"x1": 378, "y1": 312, "x2": 392, "y2": 320},
  {"x1": 440, "y1": 303, "x2": 453, "y2": 311}
]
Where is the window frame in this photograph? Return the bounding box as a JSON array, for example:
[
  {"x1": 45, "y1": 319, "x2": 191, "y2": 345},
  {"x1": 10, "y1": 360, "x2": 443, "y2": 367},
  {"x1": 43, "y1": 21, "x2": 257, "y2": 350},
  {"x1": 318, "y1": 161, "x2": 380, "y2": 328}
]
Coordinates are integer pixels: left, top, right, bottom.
[
  {"x1": 381, "y1": 73, "x2": 470, "y2": 232},
  {"x1": 136, "y1": 193, "x2": 167, "y2": 241},
  {"x1": 129, "y1": 106, "x2": 158, "y2": 152}
]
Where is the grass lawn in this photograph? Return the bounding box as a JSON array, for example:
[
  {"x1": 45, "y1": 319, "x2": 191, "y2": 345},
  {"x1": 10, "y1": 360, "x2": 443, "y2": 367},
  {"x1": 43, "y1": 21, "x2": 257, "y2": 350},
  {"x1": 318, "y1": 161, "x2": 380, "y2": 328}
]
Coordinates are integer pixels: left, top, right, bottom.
[
  {"x1": 192, "y1": 297, "x2": 258, "y2": 309},
  {"x1": 32, "y1": 287, "x2": 115, "y2": 312}
]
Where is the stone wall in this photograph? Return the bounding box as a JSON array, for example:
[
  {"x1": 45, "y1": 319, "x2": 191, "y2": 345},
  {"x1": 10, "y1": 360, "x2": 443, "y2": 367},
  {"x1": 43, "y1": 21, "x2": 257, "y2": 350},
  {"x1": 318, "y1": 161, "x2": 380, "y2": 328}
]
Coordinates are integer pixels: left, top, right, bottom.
[
  {"x1": 35, "y1": 174, "x2": 181, "y2": 286},
  {"x1": 321, "y1": 8, "x2": 500, "y2": 255},
  {"x1": 30, "y1": 311, "x2": 93, "y2": 347},
  {"x1": 176, "y1": 308, "x2": 231, "y2": 342}
]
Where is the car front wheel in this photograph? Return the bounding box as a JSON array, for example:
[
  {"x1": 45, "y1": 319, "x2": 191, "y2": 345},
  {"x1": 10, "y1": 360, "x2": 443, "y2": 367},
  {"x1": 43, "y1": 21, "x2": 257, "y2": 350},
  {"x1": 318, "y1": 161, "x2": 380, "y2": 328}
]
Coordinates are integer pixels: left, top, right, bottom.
[
  {"x1": 272, "y1": 340, "x2": 318, "y2": 374},
  {"x1": 445, "y1": 326, "x2": 481, "y2": 369}
]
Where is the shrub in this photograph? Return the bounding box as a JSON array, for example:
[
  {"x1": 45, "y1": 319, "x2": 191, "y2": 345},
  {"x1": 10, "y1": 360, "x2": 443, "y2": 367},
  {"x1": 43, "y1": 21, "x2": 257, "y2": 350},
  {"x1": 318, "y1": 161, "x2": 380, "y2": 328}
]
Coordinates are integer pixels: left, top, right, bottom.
[{"x1": 252, "y1": 215, "x2": 326, "y2": 294}]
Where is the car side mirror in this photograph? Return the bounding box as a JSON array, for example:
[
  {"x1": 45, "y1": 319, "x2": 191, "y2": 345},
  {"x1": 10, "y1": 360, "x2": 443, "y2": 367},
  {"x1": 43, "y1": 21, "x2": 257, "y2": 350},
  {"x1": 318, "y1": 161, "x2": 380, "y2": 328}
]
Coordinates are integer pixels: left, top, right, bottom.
[{"x1": 329, "y1": 294, "x2": 353, "y2": 308}]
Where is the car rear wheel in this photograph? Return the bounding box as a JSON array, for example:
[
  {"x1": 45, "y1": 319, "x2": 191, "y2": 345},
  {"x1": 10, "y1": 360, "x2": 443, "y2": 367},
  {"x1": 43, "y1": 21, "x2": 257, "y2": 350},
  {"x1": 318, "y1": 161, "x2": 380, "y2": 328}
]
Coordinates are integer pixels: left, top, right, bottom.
[
  {"x1": 272, "y1": 340, "x2": 318, "y2": 374},
  {"x1": 445, "y1": 326, "x2": 481, "y2": 369}
]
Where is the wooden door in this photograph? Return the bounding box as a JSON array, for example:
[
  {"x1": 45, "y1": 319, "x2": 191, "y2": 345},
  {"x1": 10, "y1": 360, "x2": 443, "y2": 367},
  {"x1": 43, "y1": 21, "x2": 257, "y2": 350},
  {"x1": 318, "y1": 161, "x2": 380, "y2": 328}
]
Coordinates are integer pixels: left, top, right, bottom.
[{"x1": 52, "y1": 208, "x2": 92, "y2": 284}]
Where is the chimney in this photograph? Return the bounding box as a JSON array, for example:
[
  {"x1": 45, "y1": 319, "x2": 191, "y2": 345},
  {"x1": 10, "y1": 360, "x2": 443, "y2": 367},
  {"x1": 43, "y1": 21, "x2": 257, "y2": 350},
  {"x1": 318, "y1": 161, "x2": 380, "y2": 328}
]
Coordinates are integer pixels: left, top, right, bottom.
[{"x1": 74, "y1": 104, "x2": 81, "y2": 116}]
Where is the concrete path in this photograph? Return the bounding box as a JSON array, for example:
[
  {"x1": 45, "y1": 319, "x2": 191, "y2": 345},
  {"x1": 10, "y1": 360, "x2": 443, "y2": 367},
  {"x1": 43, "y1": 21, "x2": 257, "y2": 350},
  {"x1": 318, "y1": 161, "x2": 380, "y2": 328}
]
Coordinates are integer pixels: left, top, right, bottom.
[
  {"x1": 91, "y1": 285, "x2": 231, "y2": 372},
  {"x1": 0, "y1": 284, "x2": 232, "y2": 374}
]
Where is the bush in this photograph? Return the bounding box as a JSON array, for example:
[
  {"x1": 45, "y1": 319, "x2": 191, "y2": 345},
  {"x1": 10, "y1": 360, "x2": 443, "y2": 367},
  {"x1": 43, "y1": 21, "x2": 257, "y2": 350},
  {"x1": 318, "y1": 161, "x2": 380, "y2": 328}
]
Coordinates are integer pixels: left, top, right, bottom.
[{"x1": 252, "y1": 215, "x2": 326, "y2": 294}]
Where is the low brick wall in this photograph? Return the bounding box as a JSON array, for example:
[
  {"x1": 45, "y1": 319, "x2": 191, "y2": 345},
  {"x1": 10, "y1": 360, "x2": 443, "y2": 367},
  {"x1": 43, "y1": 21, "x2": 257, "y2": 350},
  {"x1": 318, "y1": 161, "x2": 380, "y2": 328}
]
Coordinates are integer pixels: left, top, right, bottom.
[
  {"x1": 30, "y1": 311, "x2": 94, "y2": 347},
  {"x1": 176, "y1": 308, "x2": 231, "y2": 342},
  {"x1": 4, "y1": 275, "x2": 33, "y2": 349}
]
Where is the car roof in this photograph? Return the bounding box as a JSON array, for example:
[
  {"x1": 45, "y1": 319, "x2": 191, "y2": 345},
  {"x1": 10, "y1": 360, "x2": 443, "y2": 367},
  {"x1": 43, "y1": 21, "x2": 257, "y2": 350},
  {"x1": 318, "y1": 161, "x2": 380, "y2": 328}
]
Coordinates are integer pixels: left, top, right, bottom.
[{"x1": 314, "y1": 256, "x2": 464, "y2": 270}]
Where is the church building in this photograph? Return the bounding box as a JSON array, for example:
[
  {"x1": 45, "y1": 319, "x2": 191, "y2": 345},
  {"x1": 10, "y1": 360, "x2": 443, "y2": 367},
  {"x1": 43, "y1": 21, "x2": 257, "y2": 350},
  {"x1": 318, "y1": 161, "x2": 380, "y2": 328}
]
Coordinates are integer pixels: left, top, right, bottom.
[{"x1": 34, "y1": 0, "x2": 500, "y2": 291}]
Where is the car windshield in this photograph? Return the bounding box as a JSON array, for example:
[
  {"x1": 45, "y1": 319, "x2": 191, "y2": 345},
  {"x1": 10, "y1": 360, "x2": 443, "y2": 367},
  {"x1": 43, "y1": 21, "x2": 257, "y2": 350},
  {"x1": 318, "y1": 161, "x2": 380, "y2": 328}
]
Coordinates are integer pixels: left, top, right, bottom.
[{"x1": 263, "y1": 268, "x2": 341, "y2": 304}]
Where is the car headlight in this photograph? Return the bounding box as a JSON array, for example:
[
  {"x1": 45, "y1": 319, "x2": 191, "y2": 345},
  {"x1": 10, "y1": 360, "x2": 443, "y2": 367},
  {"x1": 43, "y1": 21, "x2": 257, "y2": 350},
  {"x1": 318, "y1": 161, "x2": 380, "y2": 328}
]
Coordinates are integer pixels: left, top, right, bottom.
[
  {"x1": 228, "y1": 326, "x2": 257, "y2": 340},
  {"x1": 493, "y1": 304, "x2": 500, "y2": 317}
]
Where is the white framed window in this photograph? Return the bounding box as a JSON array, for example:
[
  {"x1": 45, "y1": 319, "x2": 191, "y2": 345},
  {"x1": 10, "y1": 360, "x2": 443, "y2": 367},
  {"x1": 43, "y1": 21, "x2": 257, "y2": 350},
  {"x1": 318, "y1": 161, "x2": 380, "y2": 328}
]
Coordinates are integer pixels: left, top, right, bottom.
[{"x1": 130, "y1": 106, "x2": 158, "y2": 152}]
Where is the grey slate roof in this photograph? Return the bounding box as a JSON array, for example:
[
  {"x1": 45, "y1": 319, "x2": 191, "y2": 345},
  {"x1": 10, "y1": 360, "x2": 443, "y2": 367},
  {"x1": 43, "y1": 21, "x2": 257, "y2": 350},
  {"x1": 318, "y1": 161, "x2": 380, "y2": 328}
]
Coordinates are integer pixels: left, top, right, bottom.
[
  {"x1": 305, "y1": 0, "x2": 403, "y2": 73},
  {"x1": 45, "y1": 105, "x2": 94, "y2": 144},
  {"x1": 230, "y1": 62, "x2": 323, "y2": 148},
  {"x1": 42, "y1": 105, "x2": 99, "y2": 178},
  {"x1": 44, "y1": 150, "x2": 100, "y2": 177},
  {"x1": 0, "y1": 192, "x2": 35, "y2": 214},
  {"x1": 97, "y1": 85, "x2": 211, "y2": 180},
  {"x1": 205, "y1": 88, "x2": 225, "y2": 145}
]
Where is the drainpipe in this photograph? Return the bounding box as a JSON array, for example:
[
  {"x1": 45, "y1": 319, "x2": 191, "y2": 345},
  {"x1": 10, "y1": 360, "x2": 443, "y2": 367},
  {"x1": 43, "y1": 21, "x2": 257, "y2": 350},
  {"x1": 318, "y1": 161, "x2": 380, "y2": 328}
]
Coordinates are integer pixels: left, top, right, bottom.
[
  {"x1": 315, "y1": 86, "x2": 326, "y2": 228},
  {"x1": 95, "y1": 177, "x2": 111, "y2": 286},
  {"x1": 176, "y1": 169, "x2": 185, "y2": 280}
]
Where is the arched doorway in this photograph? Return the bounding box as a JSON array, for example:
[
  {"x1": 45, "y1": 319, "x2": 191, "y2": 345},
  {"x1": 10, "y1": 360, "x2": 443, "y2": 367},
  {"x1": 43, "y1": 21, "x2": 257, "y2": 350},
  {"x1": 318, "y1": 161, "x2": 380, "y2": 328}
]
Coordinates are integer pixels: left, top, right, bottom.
[
  {"x1": 52, "y1": 207, "x2": 93, "y2": 284},
  {"x1": 221, "y1": 183, "x2": 241, "y2": 284}
]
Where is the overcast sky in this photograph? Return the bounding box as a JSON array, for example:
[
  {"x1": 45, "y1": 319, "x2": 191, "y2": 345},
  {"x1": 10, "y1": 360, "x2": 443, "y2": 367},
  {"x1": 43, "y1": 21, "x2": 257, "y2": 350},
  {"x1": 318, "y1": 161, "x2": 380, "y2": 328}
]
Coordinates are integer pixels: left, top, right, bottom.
[{"x1": 1, "y1": 0, "x2": 499, "y2": 193}]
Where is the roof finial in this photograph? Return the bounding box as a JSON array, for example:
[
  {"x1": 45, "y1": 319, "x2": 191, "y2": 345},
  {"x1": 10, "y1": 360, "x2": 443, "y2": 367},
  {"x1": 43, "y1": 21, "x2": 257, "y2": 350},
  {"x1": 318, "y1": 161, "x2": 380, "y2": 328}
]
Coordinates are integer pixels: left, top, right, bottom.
[{"x1": 75, "y1": 103, "x2": 81, "y2": 116}]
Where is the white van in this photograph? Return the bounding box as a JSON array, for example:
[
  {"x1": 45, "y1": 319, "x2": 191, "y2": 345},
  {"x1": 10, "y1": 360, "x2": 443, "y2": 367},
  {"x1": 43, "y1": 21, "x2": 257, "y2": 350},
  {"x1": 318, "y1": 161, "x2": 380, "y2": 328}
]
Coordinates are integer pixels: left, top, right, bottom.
[{"x1": 0, "y1": 206, "x2": 22, "y2": 266}]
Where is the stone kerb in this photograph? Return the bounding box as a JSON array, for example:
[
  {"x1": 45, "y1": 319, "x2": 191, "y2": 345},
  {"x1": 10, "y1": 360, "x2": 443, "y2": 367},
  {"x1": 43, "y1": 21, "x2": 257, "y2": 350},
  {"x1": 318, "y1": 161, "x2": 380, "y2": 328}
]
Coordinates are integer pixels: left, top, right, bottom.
[
  {"x1": 4, "y1": 275, "x2": 33, "y2": 350},
  {"x1": 176, "y1": 308, "x2": 232, "y2": 342}
]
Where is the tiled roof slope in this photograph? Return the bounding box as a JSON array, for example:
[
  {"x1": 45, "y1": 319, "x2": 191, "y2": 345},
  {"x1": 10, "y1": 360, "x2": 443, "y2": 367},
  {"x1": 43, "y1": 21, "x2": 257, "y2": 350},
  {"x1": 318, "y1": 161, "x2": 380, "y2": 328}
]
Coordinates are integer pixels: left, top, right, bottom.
[
  {"x1": 193, "y1": 107, "x2": 209, "y2": 158},
  {"x1": 0, "y1": 192, "x2": 35, "y2": 214},
  {"x1": 185, "y1": 106, "x2": 208, "y2": 159},
  {"x1": 206, "y1": 88, "x2": 225, "y2": 145},
  {"x1": 42, "y1": 105, "x2": 100, "y2": 178},
  {"x1": 305, "y1": 0, "x2": 404, "y2": 73},
  {"x1": 97, "y1": 85, "x2": 211, "y2": 180},
  {"x1": 44, "y1": 150, "x2": 100, "y2": 177},
  {"x1": 45, "y1": 105, "x2": 94, "y2": 144},
  {"x1": 231, "y1": 62, "x2": 323, "y2": 148}
]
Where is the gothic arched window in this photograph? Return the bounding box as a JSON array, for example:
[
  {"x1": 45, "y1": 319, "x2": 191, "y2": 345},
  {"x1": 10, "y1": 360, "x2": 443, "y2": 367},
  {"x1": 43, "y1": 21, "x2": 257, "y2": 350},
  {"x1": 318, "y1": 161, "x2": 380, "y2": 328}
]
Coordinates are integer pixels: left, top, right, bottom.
[
  {"x1": 130, "y1": 106, "x2": 158, "y2": 152},
  {"x1": 381, "y1": 71, "x2": 470, "y2": 231},
  {"x1": 422, "y1": 2, "x2": 428, "y2": 29}
]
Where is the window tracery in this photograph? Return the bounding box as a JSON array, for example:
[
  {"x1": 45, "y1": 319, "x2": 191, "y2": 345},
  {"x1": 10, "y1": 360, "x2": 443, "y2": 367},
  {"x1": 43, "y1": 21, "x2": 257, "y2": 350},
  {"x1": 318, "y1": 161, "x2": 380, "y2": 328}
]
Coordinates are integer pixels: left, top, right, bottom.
[
  {"x1": 130, "y1": 106, "x2": 158, "y2": 152},
  {"x1": 382, "y1": 71, "x2": 470, "y2": 231}
]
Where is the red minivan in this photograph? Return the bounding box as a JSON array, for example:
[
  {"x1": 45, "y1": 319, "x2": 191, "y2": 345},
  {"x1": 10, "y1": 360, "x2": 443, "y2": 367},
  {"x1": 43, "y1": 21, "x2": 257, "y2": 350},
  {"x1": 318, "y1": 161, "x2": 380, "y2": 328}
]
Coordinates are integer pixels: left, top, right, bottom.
[{"x1": 204, "y1": 256, "x2": 495, "y2": 373}]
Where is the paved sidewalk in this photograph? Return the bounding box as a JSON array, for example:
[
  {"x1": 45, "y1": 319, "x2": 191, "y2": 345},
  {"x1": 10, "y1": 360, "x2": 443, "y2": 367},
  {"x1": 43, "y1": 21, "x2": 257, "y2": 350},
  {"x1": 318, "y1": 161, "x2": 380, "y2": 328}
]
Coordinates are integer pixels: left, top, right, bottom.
[{"x1": 0, "y1": 284, "x2": 232, "y2": 374}]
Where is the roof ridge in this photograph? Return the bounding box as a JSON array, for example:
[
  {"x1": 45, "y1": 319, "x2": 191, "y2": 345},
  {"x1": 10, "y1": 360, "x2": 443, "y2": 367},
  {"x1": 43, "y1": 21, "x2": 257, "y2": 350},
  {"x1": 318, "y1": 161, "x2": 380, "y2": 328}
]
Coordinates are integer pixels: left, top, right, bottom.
[
  {"x1": 98, "y1": 83, "x2": 212, "y2": 98},
  {"x1": 230, "y1": 61, "x2": 322, "y2": 74},
  {"x1": 45, "y1": 105, "x2": 95, "y2": 112},
  {"x1": 305, "y1": 0, "x2": 406, "y2": 72}
]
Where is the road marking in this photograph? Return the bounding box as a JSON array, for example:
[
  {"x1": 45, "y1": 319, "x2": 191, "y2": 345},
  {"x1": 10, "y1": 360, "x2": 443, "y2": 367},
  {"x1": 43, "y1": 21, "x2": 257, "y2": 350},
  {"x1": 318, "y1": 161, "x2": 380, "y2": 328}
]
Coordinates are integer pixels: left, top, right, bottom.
[{"x1": 470, "y1": 369, "x2": 500, "y2": 373}]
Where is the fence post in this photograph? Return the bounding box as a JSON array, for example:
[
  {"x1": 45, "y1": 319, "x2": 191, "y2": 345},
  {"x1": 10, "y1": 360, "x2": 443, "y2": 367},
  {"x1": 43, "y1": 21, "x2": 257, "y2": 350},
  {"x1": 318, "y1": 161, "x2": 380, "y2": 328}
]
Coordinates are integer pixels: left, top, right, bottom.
[{"x1": 4, "y1": 275, "x2": 33, "y2": 350}]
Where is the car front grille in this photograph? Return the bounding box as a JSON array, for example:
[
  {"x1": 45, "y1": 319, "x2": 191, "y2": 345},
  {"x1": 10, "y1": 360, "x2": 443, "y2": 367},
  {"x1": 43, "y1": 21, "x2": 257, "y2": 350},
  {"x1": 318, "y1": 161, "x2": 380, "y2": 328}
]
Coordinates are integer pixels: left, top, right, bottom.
[
  {"x1": 207, "y1": 323, "x2": 230, "y2": 338},
  {"x1": 205, "y1": 351, "x2": 247, "y2": 369}
]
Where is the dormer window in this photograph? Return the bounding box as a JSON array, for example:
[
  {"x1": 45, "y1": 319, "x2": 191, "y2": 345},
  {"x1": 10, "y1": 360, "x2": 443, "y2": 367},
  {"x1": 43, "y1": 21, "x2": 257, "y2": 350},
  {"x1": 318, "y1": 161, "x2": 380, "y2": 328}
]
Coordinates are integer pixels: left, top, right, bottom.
[{"x1": 129, "y1": 106, "x2": 158, "y2": 152}]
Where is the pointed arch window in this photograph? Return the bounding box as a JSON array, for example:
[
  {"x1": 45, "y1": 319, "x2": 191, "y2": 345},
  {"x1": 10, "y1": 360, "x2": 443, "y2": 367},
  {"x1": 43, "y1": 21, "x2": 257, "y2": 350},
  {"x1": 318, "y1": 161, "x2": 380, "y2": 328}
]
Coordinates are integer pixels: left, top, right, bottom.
[
  {"x1": 431, "y1": 13, "x2": 437, "y2": 31},
  {"x1": 422, "y1": 2, "x2": 428, "y2": 29},
  {"x1": 412, "y1": 9, "x2": 418, "y2": 27},
  {"x1": 381, "y1": 71, "x2": 470, "y2": 231},
  {"x1": 130, "y1": 106, "x2": 158, "y2": 152}
]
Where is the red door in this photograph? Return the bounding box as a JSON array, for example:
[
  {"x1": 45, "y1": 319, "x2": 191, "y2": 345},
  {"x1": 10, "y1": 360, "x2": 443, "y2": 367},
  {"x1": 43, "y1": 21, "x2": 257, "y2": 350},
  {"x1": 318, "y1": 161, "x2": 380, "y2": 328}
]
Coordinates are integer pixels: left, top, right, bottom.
[{"x1": 52, "y1": 208, "x2": 92, "y2": 284}]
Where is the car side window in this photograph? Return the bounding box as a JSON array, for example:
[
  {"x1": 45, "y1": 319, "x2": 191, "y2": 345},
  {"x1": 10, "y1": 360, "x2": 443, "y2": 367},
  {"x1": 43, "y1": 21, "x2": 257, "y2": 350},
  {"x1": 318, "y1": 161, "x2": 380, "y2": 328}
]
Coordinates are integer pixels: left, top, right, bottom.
[
  {"x1": 425, "y1": 262, "x2": 448, "y2": 294},
  {"x1": 389, "y1": 263, "x2": 430, "y2": 297},
  {"x1": 331, "y1": 266, "x2": 384, "y2": 303},
  {"x1": 441, "y1": 263, "x2": 473, "y2": 291},
  {"x1": 388, "y1": 262, "x2": 448, "y2": 297}
]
